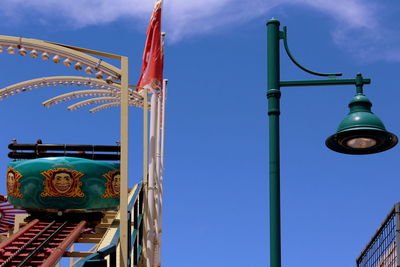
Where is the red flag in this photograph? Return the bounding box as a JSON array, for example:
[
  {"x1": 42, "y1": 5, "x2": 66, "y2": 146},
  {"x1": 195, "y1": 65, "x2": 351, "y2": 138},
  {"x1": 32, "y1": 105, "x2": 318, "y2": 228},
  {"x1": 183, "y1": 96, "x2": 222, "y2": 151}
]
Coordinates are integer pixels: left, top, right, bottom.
[{"x1": 137, "y1": 0, "x2": 164, "y2": 94}]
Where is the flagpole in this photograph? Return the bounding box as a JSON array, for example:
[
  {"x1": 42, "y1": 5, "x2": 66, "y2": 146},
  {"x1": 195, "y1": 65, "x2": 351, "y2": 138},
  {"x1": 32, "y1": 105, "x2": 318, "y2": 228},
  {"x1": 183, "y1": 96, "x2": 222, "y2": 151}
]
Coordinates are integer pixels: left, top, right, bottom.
[
  {"x1": 154, "y1": 94, "x2": 162, "y2": 267},
  {"x1": 147, "y1": 93, "x2": 158, "y2": 267},
  {"x1": 137, "y1": 1, "x2": 163, "y2": 265},
  {"x1": 153, "y1": 31, "x2": 166, "y2": 267},
  {"x1": 154, "y1": 78, "x2": 167, "y2": 267}
]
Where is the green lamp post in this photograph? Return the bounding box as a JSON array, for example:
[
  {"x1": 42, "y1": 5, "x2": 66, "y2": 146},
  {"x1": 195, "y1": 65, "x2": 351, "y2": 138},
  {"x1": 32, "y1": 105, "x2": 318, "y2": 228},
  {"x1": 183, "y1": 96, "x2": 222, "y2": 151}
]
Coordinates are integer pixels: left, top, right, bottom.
[{"x1": 267, "y1": 19, "x2": 397, "y2": 267}]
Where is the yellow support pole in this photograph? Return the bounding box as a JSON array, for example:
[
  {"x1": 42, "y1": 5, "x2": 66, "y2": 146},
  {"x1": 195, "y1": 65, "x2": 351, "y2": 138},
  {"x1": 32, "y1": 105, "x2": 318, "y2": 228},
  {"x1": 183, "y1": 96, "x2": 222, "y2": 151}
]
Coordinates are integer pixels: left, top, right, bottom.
[{"x1": 119, "y1": 56, "x2": 129, "y2": 267}]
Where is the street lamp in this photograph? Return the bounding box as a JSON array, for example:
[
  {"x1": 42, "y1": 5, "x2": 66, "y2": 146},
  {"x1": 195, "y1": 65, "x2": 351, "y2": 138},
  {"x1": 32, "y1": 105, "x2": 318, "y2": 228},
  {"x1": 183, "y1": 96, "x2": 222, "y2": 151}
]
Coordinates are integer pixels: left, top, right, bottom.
[
  {"x1": 266, "y1": 18, "x2": 397, "y2": 267},
  {"x1": 325, "y1": 73, "x2": 398, "y2": 154}
]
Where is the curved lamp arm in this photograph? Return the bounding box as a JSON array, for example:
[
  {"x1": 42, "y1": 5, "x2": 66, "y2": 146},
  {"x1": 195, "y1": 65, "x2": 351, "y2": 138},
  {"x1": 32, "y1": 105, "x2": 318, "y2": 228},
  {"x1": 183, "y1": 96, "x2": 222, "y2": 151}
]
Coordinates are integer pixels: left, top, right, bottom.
[{"x1": 282, "y1": 26, "x2": 342, "y2": 77}]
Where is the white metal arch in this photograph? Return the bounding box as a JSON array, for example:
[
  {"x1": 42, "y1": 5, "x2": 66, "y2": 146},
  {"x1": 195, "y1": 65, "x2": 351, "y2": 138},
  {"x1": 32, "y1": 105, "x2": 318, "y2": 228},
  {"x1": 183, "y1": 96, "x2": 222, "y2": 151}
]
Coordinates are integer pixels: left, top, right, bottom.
[
  {"x1": 90, "y1": 102, "x2": 122, "y2": 113},
  {"x1": 45, "y1": 90, "x2": 145, "y2": 109},
  {"x1": 43, "y1": 90, "x2": 120, "y2": 107},
  {"x1": 0, "y1": 35, "x2": 121, "y2": 82},
  {"x1": 0, "y1": 76, "x2": 145, "y2": 110},
  {"x1": 67, "y1": 97, "x2": 144, "y2": 111},
  {"x1": 0, "y1": 76, "x2": 120, "y2": 99},
  {"x1": 0, "y1": 34, "x2": 134, "y2": 266}
]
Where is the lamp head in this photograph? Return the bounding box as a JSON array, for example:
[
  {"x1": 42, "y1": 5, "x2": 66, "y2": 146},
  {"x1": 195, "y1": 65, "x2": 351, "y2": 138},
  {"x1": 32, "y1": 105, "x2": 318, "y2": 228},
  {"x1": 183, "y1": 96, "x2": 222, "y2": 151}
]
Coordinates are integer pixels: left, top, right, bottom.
[{"x1": 326, "y1": 93, "x2": 397, "y2": 154}]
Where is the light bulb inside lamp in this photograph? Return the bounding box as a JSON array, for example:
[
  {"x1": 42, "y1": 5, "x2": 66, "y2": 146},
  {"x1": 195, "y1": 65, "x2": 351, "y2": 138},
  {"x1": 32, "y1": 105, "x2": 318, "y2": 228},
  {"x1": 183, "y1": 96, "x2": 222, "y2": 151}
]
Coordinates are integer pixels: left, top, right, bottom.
[{"x1": 346, "y1": 137, "x2": 377, "y2": 149}]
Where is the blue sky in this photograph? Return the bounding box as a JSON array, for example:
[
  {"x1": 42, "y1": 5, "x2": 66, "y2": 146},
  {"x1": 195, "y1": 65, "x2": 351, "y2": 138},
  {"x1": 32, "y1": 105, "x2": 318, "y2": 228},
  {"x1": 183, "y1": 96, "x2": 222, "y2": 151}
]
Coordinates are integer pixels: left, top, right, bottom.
[{"x1": 0, "y1": 0, "x2": 400, "y2": 266}]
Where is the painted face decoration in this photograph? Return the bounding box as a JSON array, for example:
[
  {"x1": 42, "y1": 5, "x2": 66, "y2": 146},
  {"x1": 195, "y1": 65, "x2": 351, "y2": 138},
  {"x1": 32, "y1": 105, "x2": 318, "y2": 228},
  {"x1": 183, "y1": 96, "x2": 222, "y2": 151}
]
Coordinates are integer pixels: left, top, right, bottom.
[
  {"x1": 52, "y1": 171, "x2": 73, "y2": 194},
  {"x1": 102, "y1": 170, "x2": 120, "y2": 198},
  {"x1": 111, "y1": 173, "x2": 120, "y2": 194},
  {"x1": 41, "y1": 168, "x2": 84, "y2": 198},
  {"x1": 6, "y1": 168, "x2": 23, "y2": 198},
  {"x1": 7, "y1": 171, "x2": 15, "y2": 193}
]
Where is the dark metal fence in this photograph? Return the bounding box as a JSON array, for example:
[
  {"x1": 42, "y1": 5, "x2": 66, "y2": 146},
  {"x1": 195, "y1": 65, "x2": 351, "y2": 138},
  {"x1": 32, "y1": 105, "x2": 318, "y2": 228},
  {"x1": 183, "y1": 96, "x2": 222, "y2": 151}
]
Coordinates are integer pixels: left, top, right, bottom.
[{"x1": 357, "y1": 203, "x2": 400, "y2": 267}]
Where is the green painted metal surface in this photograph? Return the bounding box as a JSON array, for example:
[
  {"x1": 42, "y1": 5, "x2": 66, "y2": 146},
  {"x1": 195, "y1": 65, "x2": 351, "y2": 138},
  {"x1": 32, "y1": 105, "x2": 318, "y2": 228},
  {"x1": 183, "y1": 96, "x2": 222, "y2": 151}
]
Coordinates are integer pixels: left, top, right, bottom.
[
  {"x1": 281, "y1": 26, "x2": 342, "y2": 77},
  {"x1": 280, "y1": 78, "x2": 371, "y2": 87},
  {"x1": 337, "y1": 94, "x2": 386, "y2": 133},
  {"x1": 267, "y1": 18, "x2": 282, "y2": 267},
  {"x1": 267, "y1": 18, "x2": 398, "y2": 267},
  {"x1": 6, "y1": 157, "x2": 120, "y2": 211},
  {"x1": 326, "y1": 73, "x2": 398, "y2": 154}
]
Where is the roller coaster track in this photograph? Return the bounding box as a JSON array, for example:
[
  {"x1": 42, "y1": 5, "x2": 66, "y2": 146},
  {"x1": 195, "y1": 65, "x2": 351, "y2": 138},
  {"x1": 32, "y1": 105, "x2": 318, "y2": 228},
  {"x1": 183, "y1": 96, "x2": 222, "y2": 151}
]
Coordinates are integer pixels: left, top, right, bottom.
[
  {"x1": 0, "y1": 183, "x2": 144, "y2": 266},
  {"x1": 0, "y1": 219, "x2": 86, "y2": 267}
]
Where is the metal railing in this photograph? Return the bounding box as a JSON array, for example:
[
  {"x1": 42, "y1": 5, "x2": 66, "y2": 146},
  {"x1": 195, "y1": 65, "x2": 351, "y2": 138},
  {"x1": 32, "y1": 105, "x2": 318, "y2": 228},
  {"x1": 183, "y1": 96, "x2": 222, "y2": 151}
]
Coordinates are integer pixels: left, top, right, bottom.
[
  {"x1": 77, "y1": 183, "x2": 144, "y2": 267},
  {"x1": 8, "y1": 142, "x2": 121, "y2": 161},
  {"x1": 357, "y1": 203, "x2": 400, "y2": 267}
]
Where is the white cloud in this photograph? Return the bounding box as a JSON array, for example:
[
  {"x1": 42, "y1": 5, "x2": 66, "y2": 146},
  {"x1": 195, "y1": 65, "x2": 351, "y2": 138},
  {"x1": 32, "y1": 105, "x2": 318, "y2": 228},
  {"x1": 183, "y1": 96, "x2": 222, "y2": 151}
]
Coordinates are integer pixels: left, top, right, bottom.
[
  {"x1": 300, "y1": 0, "x2": 377, "y2": 29},
  {"x1": 295, "y1": 0, "x2": 400, "y2": 62},
  {"x1": 0, "y1": 0, "x2": 277, "y2": 40},
  {"x1": 163, "y1": 0, "x2": 281, "y2": 40},
  {"x1": 1, "y1": 0, "x2": 153, "y2": 26},
  {"x1": 0, "y1": 0, "x2": 398, "y2": 62}
]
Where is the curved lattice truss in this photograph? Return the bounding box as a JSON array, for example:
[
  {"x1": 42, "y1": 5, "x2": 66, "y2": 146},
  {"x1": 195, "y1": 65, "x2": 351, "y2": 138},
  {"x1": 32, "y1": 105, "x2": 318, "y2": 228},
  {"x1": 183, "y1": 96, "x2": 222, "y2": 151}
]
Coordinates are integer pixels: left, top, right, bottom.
[
  {"x1": 90, "y1": 102, "x2": 124, "y2": 113},
  {"x1": 0, "y1": 35, "x2": 121, "y2": 83},
  {"x1": 67, "y1": 97, "x2": 144, "y2": 111},
  {"x1": 44, "y1": 90, "x2": 142, "y2": 108},
  {"x1": 0, "y1": 76, "x2": 146, "y2": 111},
  {"x1": 43, "y1": 90, "x2": 120, "y2": 107},
  {"x1": 0, "y1": 76, "x2": 138, "y2": 99}
]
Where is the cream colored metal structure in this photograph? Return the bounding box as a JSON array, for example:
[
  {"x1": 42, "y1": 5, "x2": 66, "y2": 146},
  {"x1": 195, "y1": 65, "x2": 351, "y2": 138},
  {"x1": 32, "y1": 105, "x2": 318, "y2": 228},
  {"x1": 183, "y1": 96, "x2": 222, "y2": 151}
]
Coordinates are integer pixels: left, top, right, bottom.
[
  {"x1": 0, "y1": 75, "x2": 144, "y2": 107},
  {"x1": 147, "y1": 93, "x2": 157, "y2": 267},
  {"x1": 0, "y1": 34, "x2": 167, "y2": 267},
  {"x1": 144, "y1": 80, "x2": 166, "y2": 267},
  {"x1": 66, "y1": 96, "x2": 143, "y2": 111},
  {"x1": 0, "y1": 76, "x2": 123, "y2": 98},
  {"x1": 45, "y1": 90, "x2": 123, "y2": 106},
  {"x1": 142, "y1": 88, "x2": 151, "y2": 266},
  {"x1": 0, "y1": 35, "x2": 131, "y2": 267},
  {"x1": 0, "y1": 36, "x2": 121, "y2": 80},
  {"x1": 153, "y1": 79, "x2": 167, "y2": 267},
  {"x1": 89, "y1": 102, "x2": 128, "y2": 113}
]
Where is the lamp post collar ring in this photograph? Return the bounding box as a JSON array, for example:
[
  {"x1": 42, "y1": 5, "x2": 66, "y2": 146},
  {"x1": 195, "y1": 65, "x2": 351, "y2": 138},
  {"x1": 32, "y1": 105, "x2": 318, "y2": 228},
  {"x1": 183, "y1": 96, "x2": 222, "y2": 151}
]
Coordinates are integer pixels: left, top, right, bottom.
[{"x1": 267, "y1": 88, "x2": 281, "y2": 98}]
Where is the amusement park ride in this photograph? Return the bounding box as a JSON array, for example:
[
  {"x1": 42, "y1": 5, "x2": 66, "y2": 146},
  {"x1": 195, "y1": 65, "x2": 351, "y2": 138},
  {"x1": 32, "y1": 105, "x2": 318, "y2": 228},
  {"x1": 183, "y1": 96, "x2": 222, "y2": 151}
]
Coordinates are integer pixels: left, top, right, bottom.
[
  {"x1": 0, "y1": 143, "x2": 148, "y2": 267},
  {"x1": 0, "y1": 1, "x2": 165, "y2": 266}
]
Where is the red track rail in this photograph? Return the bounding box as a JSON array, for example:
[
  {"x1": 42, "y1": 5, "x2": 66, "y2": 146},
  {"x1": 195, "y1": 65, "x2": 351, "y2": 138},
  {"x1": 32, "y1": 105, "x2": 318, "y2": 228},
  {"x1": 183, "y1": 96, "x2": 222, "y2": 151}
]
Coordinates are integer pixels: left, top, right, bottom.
[{"x1": 0, "y1": 219, "x2": 87, "y2": 267}]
